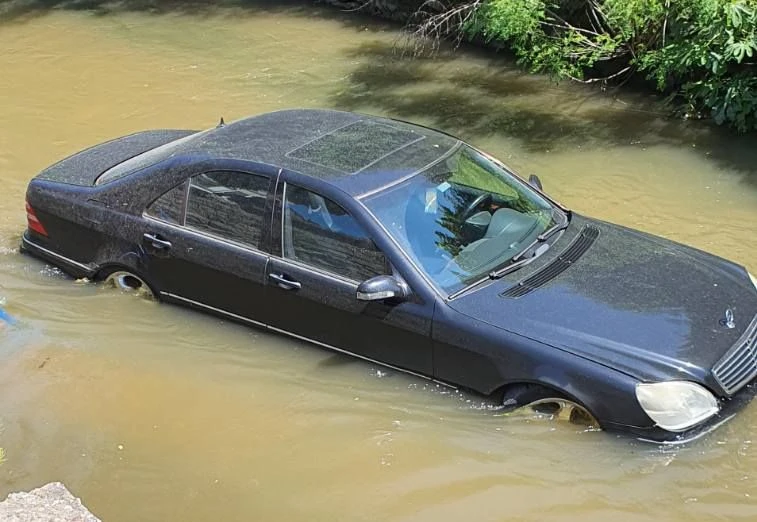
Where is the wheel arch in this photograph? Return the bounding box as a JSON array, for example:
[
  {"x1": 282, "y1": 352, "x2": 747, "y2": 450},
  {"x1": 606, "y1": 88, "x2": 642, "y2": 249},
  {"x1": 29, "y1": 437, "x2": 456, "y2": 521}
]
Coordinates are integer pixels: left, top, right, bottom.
[
  {"x1": 94, "y1": 263, "x2": 160, "y2": 298},
  {"x1": 492, "y1": 380, "x2": 592, "y2": 411},
  {"x1": 488, "y1": 362, "x2": 646, "y2": 429}
]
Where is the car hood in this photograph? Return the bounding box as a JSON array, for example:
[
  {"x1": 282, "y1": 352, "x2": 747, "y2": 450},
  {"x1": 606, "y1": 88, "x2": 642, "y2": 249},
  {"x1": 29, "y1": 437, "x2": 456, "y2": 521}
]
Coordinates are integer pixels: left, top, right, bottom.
[{"x1": 448, "y1": 215, "x2": 757, "y2": 386}]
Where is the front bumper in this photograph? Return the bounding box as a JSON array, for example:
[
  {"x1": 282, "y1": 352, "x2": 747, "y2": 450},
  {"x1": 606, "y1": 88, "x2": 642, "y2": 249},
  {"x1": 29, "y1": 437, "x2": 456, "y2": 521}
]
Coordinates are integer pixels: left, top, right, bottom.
[{"x1": 616, "y1": 380, "x2": 757, "y2": 444}]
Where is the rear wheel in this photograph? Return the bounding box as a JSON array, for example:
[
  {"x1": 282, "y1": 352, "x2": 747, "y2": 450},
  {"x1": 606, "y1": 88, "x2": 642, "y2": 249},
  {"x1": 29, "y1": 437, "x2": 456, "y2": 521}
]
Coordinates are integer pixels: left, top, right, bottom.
[
  {"x1": 501, "y1": 384, "x2": 598, "y2": 428},
  {"x1": 102, "y1": 269, "x2": 155, "y2": 299}
]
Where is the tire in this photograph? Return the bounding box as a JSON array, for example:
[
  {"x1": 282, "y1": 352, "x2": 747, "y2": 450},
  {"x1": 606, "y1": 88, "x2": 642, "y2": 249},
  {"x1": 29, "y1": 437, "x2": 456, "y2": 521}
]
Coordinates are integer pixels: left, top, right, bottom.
[
  {"x1": 501, "y1": 383, "x2": 598, "y2": 427},
  {"x1": 101, "y1": 268, "x2": 155, "y2": 299}
]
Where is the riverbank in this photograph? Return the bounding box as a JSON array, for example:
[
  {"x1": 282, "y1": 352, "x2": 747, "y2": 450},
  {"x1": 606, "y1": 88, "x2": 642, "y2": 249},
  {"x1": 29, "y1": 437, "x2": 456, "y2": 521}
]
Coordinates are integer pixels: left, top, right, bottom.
[{"x1": 317, "y1": 0, "x2": 419, "y2": 23}]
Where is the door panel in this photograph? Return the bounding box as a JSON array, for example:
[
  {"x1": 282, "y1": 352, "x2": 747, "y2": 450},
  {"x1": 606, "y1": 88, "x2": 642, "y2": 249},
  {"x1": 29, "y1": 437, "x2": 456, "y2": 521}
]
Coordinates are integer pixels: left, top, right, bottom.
[
  {"x1": 265, "y1": 180, "x2": 434, "y2": 375},
  {"x1": 143, "y1": 219, "x2": 270, "y2": 322},
  {"x1": 265, "y1": 258, "x2": 434, "y2": 374},
  {"x1": 141, "y1": 169, "x2": 275, "y2": 324}
]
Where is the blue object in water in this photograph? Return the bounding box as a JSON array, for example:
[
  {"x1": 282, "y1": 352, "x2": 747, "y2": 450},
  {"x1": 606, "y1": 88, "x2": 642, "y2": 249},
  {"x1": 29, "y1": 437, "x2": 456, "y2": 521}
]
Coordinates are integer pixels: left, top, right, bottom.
[{"x1": 0, "y1": 307, "x2": 15, "y2": 325}]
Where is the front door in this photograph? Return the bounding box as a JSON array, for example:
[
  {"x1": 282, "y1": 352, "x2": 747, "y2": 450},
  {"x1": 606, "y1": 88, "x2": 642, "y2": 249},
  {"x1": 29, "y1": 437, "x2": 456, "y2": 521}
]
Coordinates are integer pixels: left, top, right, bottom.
[
  {"x1": 264, "y1": 181, "x2": 434, "y2": 375},
  {"x1": 141, "y1": 169, "x2": 274, "y2": 324}
]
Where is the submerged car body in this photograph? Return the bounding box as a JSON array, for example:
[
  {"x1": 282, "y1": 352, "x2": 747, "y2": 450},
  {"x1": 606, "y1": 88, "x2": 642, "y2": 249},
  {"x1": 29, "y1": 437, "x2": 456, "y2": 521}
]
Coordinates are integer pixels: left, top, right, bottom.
[{"x1": 21, "y1": 109, "x2": 757, "y2": 443}]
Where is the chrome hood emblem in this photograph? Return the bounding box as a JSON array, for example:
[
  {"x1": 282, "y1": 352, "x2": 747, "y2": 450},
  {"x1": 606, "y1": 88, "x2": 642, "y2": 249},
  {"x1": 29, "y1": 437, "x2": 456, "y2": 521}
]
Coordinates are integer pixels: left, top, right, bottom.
[{"x1": 721, "y1": 308, "x2": 736, "y2": 329}]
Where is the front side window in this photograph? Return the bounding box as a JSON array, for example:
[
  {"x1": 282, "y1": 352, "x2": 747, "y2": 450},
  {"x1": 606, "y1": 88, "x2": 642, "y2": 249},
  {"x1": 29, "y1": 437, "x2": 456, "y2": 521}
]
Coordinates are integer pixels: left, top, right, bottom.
[
  {"x1": 184, "y1": 171, "x2": 269, "y2": 248},
  {"x1": 283, "y1": 184, "x2": 387, "y2": 282}
]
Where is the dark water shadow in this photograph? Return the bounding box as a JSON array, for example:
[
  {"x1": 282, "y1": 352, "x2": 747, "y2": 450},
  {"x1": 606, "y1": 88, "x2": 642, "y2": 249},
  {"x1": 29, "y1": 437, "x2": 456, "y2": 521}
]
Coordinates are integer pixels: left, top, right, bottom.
[
  {"x1": 331, "y1": 41, "x2": 757, "y2": 188},
  {"x1": 0, "y1": 0, "x2": 397, "y2": 32}
]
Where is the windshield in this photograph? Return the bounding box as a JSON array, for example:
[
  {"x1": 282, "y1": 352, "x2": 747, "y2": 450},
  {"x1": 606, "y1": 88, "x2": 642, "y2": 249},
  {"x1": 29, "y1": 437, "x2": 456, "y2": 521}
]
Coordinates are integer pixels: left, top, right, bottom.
[{"x1": 363, "y1": 144, "x2": 558, "y2": 294}]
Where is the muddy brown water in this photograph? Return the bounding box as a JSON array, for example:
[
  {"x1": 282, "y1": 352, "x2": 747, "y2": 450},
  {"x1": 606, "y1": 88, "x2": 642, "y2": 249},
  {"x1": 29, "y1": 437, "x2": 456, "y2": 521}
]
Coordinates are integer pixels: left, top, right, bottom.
[{"x1": 1, "y1": 3, "x2": 757, "y2": 521}]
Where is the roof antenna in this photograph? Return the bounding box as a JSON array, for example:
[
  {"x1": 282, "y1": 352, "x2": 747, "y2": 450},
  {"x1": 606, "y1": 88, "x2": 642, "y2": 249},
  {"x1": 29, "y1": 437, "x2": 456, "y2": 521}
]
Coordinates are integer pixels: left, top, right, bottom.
[{"x1": 217, "y1": 116, "x2": 225, "y2": 128}]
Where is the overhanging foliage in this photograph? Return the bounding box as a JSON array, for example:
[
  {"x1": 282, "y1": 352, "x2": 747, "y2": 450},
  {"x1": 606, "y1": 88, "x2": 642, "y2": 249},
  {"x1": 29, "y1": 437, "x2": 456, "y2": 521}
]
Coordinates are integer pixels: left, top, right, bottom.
[{"x1": 410, "y1": 0, "x2": 757, "y2": 131}]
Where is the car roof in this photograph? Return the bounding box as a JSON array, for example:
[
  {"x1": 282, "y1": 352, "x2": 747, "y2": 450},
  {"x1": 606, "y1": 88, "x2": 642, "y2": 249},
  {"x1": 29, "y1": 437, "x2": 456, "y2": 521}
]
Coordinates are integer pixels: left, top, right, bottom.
[{"x1": 175, "y1": 109, "x2": 460, "y2": 198}]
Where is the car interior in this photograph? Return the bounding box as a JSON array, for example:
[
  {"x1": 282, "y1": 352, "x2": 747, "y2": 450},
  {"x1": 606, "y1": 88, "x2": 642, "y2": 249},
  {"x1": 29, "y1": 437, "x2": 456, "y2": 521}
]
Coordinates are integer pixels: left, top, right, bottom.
[{"x1": 403, "y1": 182, "x2": 538, "y2": 277}]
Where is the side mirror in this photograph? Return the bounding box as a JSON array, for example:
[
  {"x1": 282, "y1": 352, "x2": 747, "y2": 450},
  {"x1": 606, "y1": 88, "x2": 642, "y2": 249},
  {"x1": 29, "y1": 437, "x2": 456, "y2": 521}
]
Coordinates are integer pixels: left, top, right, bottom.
[
  {"x1": 528, "y1": 174, "x2": 543, "y2": 191},
  {"x1": 356, "y1": 275, "x2": 408, "y2": 302}
]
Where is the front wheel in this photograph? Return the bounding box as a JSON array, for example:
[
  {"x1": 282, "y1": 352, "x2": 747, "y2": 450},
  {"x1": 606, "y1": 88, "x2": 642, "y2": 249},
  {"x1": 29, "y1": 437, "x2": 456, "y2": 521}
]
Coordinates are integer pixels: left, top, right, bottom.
[{"x1": 501, "y1": 384, "x2": 599, "y2": 428}]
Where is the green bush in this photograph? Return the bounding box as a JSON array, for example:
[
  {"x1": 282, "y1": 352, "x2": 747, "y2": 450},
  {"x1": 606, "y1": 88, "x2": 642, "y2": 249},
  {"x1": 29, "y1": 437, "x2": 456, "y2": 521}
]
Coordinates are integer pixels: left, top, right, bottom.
[{"x1": 459, "y1": 0, "x2": 757, "y2": 131}]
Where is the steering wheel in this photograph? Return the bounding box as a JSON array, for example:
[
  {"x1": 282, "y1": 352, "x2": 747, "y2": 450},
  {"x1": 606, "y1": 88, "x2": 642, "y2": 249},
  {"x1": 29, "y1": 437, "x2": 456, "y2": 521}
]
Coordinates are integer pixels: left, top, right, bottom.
[{"x1": 461, "y1": 193, "x2": 493, "y2": 222}]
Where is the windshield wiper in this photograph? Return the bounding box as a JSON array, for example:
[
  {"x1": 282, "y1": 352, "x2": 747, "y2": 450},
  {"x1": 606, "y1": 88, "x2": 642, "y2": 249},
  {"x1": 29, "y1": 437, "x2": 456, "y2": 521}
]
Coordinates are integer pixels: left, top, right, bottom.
[
  {"x1": 448, "y1": 248, "x2": 540, "y2": 300},
  {"x1": 446, "y1": 254, "x2": 530, "y2": 300},
  {"x1": 447, "y1": 210, "x2": 572, "y2": 300},
  {"x1": 538, "y1": 209, "x2": 571, "y2": 242},
  {"x1": 488, "y1": 210, "x2": 571, "y2": 279},
  {"x1": 488, "y1": 254, "x2": 537, "y2": 279},
  {"x1": 512, "y1": 210, "x2": 570, "y2": 261}
]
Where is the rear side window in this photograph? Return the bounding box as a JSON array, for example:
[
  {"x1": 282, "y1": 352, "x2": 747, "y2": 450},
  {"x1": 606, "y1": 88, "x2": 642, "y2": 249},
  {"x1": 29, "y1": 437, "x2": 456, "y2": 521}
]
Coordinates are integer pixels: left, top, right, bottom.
[
  {"x1": 283, "y1": 184, "x2": 387, "y2": 281},
  {"x1": 145, "y1": 181, "x2": 187, "y2": 224},
  {"x1": 185, "y1": 171, "x2": 270, "y2": 248}
]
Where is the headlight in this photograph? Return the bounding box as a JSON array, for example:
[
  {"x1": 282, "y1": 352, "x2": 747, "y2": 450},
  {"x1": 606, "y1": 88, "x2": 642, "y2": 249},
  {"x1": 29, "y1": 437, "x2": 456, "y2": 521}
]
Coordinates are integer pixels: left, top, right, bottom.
[
  {"x1": 635, "y1": 381, "x2": 719, "y2": 432},
  {"x1": 750, "y1": 272, "x2": 757, "y2": 291}
]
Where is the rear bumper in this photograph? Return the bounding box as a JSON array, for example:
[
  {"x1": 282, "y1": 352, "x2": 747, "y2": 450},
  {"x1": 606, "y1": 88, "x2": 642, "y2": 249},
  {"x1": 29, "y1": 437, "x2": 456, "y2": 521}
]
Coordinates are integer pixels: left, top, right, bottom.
[
  {"x1": 615, "y1": 380, "x2": 757, "y2": 445},
  {"x1": 20, "y1": 232, "x2": 98, "y2": 279}
]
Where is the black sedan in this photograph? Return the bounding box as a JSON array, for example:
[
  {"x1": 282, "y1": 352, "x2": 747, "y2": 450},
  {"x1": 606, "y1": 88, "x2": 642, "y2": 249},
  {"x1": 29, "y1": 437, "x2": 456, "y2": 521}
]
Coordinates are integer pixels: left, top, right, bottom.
[{"x1": 21, "y1": 109, "x2": 757, "y2": 443}]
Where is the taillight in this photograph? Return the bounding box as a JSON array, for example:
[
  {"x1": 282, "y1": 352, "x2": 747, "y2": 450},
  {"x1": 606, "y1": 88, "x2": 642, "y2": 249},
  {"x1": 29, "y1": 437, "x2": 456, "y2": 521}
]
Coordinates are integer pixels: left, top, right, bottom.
[{"x1": 25, "y1": 200, "x2": 48, "y2": 237}]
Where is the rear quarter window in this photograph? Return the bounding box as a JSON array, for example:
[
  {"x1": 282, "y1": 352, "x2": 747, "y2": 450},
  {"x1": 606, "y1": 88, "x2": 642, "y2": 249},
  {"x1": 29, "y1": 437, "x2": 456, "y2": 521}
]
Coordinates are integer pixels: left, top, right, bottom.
[{"x1": 145, "y1": 181, "x2": 188, "y2": 225}]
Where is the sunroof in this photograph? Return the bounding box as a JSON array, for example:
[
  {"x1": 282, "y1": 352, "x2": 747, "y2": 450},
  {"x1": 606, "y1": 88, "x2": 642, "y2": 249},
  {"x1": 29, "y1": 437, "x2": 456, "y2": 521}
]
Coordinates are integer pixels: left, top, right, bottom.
[{"x1": 286, "y1": 120, "x2": 423, "y2": 174}]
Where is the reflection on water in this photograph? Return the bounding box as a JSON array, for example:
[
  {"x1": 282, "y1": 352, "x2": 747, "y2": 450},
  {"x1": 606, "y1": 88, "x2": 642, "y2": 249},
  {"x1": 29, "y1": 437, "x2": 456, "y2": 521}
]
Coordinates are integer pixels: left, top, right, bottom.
[{"x1": 0, "y1": 3, "x2": 756, "y2": 521}]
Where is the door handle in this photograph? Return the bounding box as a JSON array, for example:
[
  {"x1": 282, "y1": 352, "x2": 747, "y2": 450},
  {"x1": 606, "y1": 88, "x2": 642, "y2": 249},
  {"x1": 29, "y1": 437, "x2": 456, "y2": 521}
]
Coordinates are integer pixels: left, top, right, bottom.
[
  {"x1": 269, "y1": 273, "x2": 302, "y2": 290},
  {"x1": 143, "y1": 233, "x2": 172, "y2": 250}
]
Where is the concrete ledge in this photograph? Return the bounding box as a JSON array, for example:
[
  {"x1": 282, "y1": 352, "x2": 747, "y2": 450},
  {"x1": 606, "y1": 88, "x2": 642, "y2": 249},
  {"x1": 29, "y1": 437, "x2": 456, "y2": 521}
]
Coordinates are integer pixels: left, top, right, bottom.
[{"x1": 0, "y1": 482, "x2": 100, "y2": 521}]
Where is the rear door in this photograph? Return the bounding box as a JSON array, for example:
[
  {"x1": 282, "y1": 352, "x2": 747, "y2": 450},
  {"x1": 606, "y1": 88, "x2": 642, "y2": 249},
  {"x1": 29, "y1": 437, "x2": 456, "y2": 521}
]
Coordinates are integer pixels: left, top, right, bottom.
[
  {"x1": 141, "y1": 167, "x2": 276, "y2": 324},
  {"x1": 263, "y1": 178, "x2": 434, "y2": 375}
]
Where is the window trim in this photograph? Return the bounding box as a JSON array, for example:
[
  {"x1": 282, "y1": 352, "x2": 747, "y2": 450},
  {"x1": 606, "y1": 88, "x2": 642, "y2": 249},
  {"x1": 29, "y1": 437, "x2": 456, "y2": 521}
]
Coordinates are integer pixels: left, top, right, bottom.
[
  {"x1": 180, "y1": 178, "x2": 190, "y2": 226},
  {"x1": 272, "y1": 253, "x2": 365, "y2": 286},
  {"x1": 280, "y1": 182, "x2": 288, "y2": 260},
  {"x1": 280, "y1": 182, "x2": 389, "y2": 283},
  {"x1": 143, "y1": 213, "x2": 270, "y2": 258}
]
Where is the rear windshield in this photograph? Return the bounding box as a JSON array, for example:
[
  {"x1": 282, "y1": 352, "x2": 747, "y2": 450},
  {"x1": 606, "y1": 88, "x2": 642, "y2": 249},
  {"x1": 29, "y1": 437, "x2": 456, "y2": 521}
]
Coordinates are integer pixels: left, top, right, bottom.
[{"x1": 95, "y1": 130, "x2": 205, "y2": 185}]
